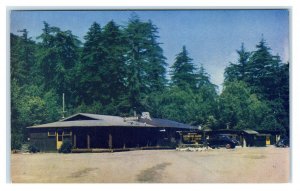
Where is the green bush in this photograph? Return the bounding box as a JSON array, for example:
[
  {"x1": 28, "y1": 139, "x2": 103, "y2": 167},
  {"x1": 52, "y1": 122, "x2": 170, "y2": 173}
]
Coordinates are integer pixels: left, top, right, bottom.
[
  {"x1": 11, "y1": 132, "x2": 23, "y2": 150},
  {"x1": 28, "y1": 145, "x2": 40, "y2": 153},
  {"x1": 58, "y1": 141, "x2": 73, "y2": 154}
]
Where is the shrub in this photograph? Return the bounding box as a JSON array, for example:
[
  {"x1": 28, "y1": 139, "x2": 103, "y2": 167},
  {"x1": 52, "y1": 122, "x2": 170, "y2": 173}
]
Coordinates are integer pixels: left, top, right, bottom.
[
  {"x1": 28, "y1": 145, "x2": 40, "y2": 153},
  {"x1": 58, "y1": 141, "x2": 73, "y2": 154},
  {"x1": 11, "y1": 133, "x2": 23, "y2": 150}
]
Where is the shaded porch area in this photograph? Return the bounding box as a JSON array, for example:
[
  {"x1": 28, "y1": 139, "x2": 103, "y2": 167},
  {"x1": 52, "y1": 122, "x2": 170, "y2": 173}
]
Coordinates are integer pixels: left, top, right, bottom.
[{"x1": 71, "y1": 126, "x2": 180, "y2": 150}]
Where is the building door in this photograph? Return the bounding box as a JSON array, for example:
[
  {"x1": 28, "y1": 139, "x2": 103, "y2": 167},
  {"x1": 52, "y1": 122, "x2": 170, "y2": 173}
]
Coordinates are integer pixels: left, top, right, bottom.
[
  {"x1": 56, "y1": 130, "x2": 63, "y2": 149},
  {"x1": 266, "y1": 136, "x2": 271, "y2": 145}
]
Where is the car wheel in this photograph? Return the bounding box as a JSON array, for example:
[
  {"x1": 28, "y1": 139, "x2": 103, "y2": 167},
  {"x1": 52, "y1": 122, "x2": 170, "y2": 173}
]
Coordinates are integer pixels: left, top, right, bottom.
[{"x1": 225, "y1": 143, "x2": 231, "y2": 149}]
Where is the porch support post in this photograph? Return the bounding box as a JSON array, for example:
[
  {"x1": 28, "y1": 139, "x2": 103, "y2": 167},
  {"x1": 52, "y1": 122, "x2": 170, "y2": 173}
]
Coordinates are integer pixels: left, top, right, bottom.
[
  {"x1": 73, "y1": 134, "x2": 77, "y2": 148},
  {"x1": 109, "y1": 133, "x2": 113, "y2": 149},
  {"x1": 243, "y1": 137, "x2": 247, "y2": 147},
  {"x1": 87, "y1": 134, "x2": 90, "y2": 149}
]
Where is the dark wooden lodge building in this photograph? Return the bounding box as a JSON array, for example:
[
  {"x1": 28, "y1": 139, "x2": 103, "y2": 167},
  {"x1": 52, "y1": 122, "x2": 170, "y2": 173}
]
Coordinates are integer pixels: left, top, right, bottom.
[{"x1": 27, "y1": 112, "x2": 198, "y2": 152}]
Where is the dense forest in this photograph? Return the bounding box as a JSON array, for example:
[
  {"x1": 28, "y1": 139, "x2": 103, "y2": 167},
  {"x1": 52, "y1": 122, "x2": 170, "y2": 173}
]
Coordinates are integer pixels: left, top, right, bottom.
[{"x1": 10, "y1": 15, "x2": 289, "y2": 149}]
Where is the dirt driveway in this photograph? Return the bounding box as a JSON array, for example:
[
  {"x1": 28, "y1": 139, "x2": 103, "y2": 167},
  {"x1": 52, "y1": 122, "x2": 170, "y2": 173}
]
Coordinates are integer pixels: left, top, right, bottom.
[{"x1": 10, "y1": 147, "x2": 290, "y2": 183}]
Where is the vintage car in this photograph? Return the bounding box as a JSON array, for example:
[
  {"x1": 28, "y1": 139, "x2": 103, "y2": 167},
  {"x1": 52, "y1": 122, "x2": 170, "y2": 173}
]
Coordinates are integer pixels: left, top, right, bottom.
[
  {"x1": 275, "y1": 137, "x2": 289, "y2": 148},
  {"x1": 207, "y1": 134, "x2": 239, "y2": 149}
]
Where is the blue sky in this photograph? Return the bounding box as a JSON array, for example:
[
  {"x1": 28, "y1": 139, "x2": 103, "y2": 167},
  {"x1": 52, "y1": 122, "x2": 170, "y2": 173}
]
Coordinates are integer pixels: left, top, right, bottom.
[{"x1": 10, "y1": 10, "x2": 289, "y2": 89}]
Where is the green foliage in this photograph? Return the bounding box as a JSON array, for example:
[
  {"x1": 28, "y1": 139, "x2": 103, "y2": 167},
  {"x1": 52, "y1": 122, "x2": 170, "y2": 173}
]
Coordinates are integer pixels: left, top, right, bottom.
[
  {"x1": 165, "y1": 48, "x2": 218, "y2": 127},
  {"x1": 156, "y1": 86, "x2": 195, "y2": 124},
  {"x1": 101, "y1": 21, "x2": 128, "y2": 105},
  {"x1": 72, "y1": 101, "x2": 103, "y2": 114},
  {"x1": 223, "y1": 39, "x2": 289, "y2": 134},
  {"x1": 11, "y1": 132, "x2": 23, "y2": 150},
  {"x1": 170, "y1": 46, "x2": 197, "y2": 90},
  {"x1": 203, "y1": 115, "x2": 217, "y2": 130},
  {"x1": 11, "y1": 80, "x2": 23, "y2": 150},
  {"x1": 148, "y1": 84, "x2": 218, "y2": 128},
  {"x1": 219, "y1": 80, "x2": 284, "y2": 132},
  {"x1": 43, "y1": 90, "x2": 61, "y2": 122},
  {"x1": 78, "y1": 22, "x2": 106, "y2": 105},
  {"x1": 58, "y1": 141, "x2": 73, "y2": 153},
  {"x1": 37, "y1": 22, "x2": 80, "y2": 108},
  {"x1": 224, "y1": 43, "x2": 250, "y2": 82},
  {"x1": 18, "y1": 94, "x2": 47, "y2": 125},
  {"x1": 10, "y1": 31, "x2": 37, "y2": 86},
  {"x1": 124, "y1": 15, "x2": 167, "y2": 113}
]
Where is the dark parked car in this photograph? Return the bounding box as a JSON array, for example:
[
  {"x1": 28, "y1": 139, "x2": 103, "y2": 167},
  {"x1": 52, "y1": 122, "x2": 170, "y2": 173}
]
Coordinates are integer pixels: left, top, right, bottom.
[
  {"x1": 275, "y1": 138, "x2": 289, "y2": 147},
  {"x1": 207, "y1": 134, "x2": 239, "y2": 149}
]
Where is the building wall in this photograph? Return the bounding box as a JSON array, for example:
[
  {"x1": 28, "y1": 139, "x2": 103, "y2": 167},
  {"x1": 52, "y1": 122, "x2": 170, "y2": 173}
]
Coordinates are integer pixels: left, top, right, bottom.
[
  {"x1": 28, "y1": 126, "x2": 184, "y2": 151},
  {"x1": 29, "y1": 129, "x2": 56, "y2": 151},
  {"x1": 254, "y1": 136, "x2": 266, "y2": 147}
]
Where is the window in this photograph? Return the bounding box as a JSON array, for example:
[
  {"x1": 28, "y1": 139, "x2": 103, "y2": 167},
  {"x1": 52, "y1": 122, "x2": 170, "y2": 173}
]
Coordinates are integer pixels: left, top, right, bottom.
[
  {"x1": 63, "y1": 130, "x2": 72, "y2": 136},
  {"x1": 48, "y1": 130, "x2": 56, "y2": 137}
]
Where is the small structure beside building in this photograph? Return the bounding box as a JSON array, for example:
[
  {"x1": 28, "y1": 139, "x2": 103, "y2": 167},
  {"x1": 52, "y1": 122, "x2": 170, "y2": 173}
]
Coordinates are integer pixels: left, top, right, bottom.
[
  {"x1": 257, "y1": 130, "x2": 280, "y2": 145},
  {"x1": 179, "y1": 129, "x2": 281, "y2": 147},
  {"x1": 242, "y1": 129, "x2": 280, "y2": 147},
  {"x1": 242, "y1": 129, "x2": 260, "y2": 147}
]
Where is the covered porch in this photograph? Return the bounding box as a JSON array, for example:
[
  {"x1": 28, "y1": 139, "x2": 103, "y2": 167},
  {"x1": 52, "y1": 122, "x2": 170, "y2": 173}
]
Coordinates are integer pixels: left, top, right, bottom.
[{"x1": 60, "y1": 126, "x2": 181, "y2": 151}]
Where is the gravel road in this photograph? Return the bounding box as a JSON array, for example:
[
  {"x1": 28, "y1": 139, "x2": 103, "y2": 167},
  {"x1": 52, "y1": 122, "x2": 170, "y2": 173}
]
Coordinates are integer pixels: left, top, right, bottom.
[{"x1": 11, "y1": 147, "x2": 290, "y2": 183}]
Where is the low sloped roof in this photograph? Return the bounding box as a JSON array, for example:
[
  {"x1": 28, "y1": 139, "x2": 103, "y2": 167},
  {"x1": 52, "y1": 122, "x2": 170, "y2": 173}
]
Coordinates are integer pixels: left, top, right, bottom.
[
  {"x1": 28, "y1": 120, "x2": 152, "y2": 128},
  {"x1": 61, "y1": 113, "x2": 121, "y2": 121},
  {"x1": 139, "y1": 118, "x2": 194, "y2": 129},
  {"x1": 28, "y1": 113, "x2": 197, "y2": 130}
]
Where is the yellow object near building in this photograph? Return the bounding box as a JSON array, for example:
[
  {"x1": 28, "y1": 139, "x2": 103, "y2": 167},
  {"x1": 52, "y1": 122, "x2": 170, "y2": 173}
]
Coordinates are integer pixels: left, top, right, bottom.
[
  {"x1": 266, "y1": 136, "x2": 271, "y2": 145},
  {"x1": 56, "y1": 131, "x2": 63, "y2": 150}
]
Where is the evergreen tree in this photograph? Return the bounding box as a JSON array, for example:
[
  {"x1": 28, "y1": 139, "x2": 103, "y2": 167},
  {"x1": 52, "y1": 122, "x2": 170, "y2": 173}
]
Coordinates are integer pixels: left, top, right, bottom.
[
  {"x1": 124, "y1": 14, "x2": 167, "y2": 113},
  {"x1": 153, "y1": 63, "x2": 218, "y2": 127},
  {"x1": 196, "y1": 64, "x2": 218, "y2": 91},
  {"x1": 10, "y1": 31, "x2": 37, "y2": 86},
  {"x1": 247, "y1": 38, "x2": 289, "y2": 133},
  {"x1": 278, "y1": 62, "x2": 289, "y2": 132},
  {"x1": 78, "y1": 22, "x2": 106, "y2": 106},
  {"x1": 170, "y1": 46, "x2": 197, "y2": 90},
  {"x1": 143, "y1": 20, "x2": 167, "y2": 92},
  {"x1": 223, "y1": 38, "x2": 289, "y2": 133},
  {"x1": 247, "y1": 38, "x2": 277, "y2": 95},
  {"x1": 11, "y1": 79, "x2": 23, "y2": 149},
  {"x1": 194, "y1": 65, "x2": 219, "y2": 127},
  {"x1": 124, "y1": 15, "x2": 146, "y2": 113},
  {"x1": 101, "y1": 21, "x2": 128, "y2": 114},
  {"x1": 224, "y1": 43, "x2": 251, "y2": 83},
  {"x1": 11, "y1": 31, "x2": 39, "y2": 149},
  {"x1": 37, "y1": 22, "x2": 81, "y2": 109}
]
